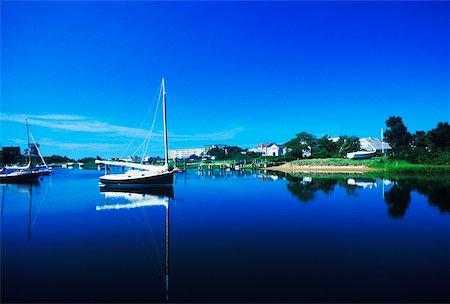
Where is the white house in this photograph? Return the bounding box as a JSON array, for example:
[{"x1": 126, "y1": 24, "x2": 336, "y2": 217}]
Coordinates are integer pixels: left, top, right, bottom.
[
  {"x1": 359, "y1": 137, "x2": 392, "y2": 152},
  {"x1": 249, "y1": 143, "x2": 287, "y2": 157}
]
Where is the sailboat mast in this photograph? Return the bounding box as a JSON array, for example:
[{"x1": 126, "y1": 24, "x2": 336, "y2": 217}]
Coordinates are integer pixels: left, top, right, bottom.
[
  {"x1": 162, "y1": 78, "x2": 169, "y2": 166},
  {"x1": 26, "y1": 119, "x2": 31, "y2": 164}
]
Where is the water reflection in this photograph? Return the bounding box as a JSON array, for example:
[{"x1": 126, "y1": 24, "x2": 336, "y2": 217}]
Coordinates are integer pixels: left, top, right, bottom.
[
  {"x1": 285, "y1": 175, "x2": 340, "y2": 203},
  {"x1": 384, "y1": 179, "x2": 450, "y2": 215},
  {"x1": 98, "y1": 186, "x2": 173, "y2": 300},
  {"x1": 1, "y1": 182, "x2": 40, "y2": 240},
  {"x1": 347, "y1": 178, "x2": 377, "y2": 189},
  {"x1": 98, "y1": 187, "x2": 173, "y2": 210},
  {"x1": 284, "y1": 174, "x2": 450, "y2": 218},
  {"x1": 384, "y1": 183, "x2": 411, "y2": 219}
]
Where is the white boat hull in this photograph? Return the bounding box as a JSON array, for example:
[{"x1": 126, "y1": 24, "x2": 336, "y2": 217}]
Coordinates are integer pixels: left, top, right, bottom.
[{"x1": 346, "y1": 151, "x2": 377, "y2": 159}]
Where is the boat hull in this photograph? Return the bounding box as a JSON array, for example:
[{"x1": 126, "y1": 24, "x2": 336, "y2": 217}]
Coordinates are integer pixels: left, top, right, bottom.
[
  {"x1": 0, "y1": 171, "x2": 41, "y2": 183},
  {"x1": 346, "y1": 151, "x2": 377, "y2": 159},
  {"x1": 99, "y1": 171, "x2": 174, "y2": 188}
]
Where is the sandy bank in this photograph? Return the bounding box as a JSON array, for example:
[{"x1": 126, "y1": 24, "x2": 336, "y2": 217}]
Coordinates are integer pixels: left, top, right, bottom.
[{"x1": 266, "y1": 163, "x2": 371, "y2": 173}]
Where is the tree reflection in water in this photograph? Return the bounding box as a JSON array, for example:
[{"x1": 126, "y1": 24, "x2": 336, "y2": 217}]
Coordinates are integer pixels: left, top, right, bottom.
[
  {"x1": 384, "y1": 183, "x2": 411, "y2": 219},
  {"x1": 285, "y1": 174, "x2": 449, "y2": 219},
  {"x1": 387, "y1": 179, "x2": 450, "y2": 214},
  {"x1": 285, "y1": 176, "x2": 340, "y2": 203}
]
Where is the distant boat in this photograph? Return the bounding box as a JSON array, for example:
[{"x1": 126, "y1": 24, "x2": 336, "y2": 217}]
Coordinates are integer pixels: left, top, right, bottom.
[
  {"x1": 1, "y1": 120, "x2": 41, "y2": 183},
  {"x1": 96, "y1": 78, "x2": 175, "y2": 188},
  {"x1": 346, "y1": 150, "x2": 377, "y2": 159},
  {"x1": 32, "y1": 165, "x2": 52, "y2": 175}
]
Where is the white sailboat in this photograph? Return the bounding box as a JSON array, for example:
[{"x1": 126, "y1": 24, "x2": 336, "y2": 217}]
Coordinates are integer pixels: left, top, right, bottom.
[
  {"x1": 0, "y1": 120, "x2": 41, "y2": 183},
  {"x1": 95, "y1": 78, "x2": 175, "y2": 188}
]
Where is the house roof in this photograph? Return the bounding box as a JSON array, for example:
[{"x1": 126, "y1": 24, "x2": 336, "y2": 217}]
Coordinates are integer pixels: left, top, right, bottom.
[
  {"x1": 360, "y1": 137, "x2": 392, "y2": 150},
  {"x1": 257, "y1": 143, "x2": 284, "y2": 149}
]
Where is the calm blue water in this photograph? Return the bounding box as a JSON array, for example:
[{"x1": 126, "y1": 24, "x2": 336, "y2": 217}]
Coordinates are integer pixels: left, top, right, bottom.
[{"x1": 1, "y1": 169, "x2": 449, "y2": 303}]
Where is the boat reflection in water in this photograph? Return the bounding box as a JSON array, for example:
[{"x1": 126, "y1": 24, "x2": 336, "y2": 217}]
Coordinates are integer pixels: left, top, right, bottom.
[
  {"x1": 97, "y1": 186, "x2": 173, "y2": 300},
  {"x1": 347, "y1": 178, "x2": 377, "y2": 189},
  {"x1": 1, "y1": 181, "x2": 39, "y2": 240},
  {"x1": 97, "y1": 186, "x2": 173, "y2": 210}
]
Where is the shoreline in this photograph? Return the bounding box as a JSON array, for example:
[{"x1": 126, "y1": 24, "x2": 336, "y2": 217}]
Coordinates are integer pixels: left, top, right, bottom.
[{"x1": 266, "y1": 163, "x2": 371, "y2": 173}]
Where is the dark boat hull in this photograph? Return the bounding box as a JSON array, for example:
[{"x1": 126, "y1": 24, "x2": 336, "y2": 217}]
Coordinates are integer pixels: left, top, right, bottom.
[
  {"x1": 0, "y1": 171, "x2": 41, "y2": 183},
  {"x1": 99, "y1": 171, "x2": 174, "y2": 188}
]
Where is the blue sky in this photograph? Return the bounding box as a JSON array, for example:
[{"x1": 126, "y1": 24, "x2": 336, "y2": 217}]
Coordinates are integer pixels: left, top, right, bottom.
[{"x1": 1, "y1": 1, "x2": 448, "y2": 159}]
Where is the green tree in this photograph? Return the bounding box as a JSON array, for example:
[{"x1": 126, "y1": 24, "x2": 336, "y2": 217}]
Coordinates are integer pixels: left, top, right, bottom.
[
  {"x1": 314, "y1": 135, "x2": 337, "y2": 158},
  {"x1": 336, "y1": 136, "x2": 360, "y2": 157},
  {"x1": 412, "y1": 130, "x2": 428, "y2": 148},
  {"x1": 44, "y1": 155, "x2": 75, "y2": 163},
  {"x1": 428, "y1": 122, "x2": 450, "y2": 150},
  {"x1": 285, "y1": 131, "x2": 316, "y2": 159},
  {"x1": 77, "y1": 157, "x2": 96, "y2": 163},
  {"x1": 384, "y1": 116, "x2": 411, "y2": 152},
  {"x1": 208, "y1": 148, "x2": 226, "y2": 160}
]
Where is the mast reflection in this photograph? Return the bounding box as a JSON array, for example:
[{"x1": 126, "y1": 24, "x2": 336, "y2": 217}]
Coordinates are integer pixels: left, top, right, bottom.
[
  {"x1": 1, "y1": 181, "x2": 39, "y2": 240},
  {"x1": 98, "y1": 186, "x2": 173, "y2": 300}
]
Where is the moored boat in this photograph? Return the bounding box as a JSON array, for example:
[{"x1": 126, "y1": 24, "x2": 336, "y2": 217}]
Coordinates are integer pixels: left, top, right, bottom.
[
  {"x1": 96, "y1": 78, "x2": 175, "y2": 188},
  {"x1": 0, "y1": 169, "x2": 41, "y2": 182},
  {"x1": 346, "y1": 150, "x2": 377, "y2": 159},
  {"x1": 1, "y1": 120, "x2": 41, "y2": 183}
]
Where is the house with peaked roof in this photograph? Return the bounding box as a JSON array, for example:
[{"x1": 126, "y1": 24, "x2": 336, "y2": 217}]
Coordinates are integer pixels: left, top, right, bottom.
[
  {"x1": 359, "y1": 137, "x2": 392, "y2": 152},
  {"x1": 249, "y1": 143, "x2": 287, "y2": 157}
]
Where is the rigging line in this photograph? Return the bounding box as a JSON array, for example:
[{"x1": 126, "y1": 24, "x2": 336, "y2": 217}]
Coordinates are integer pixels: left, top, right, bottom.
[
  {"x1": 141, "y1": 87, "x2": 162, "y2": 161},
  {"x1": 126, "y1": 207, "x2": 165, "y2": 276},
  {"x1": 132, "y1": 138, "x2": 146, "y2": 156},
  {"x1": 29, "y1": 132, "x2": 48, "y2": 166},
  {"x1": 132, "y1": 87, "x2": 162, "y2": 159},
  {"x1": 121, "y1": 210, "x2": 163, "y2": 275},
  {"x1": 120, "y1": 84, "x2": 162, "y2": 159},
  {"x1": 140, "y1": 206, "x2": 165, "y2": 274},
  {"x1": 31, "y1": 180, "x2": 51, "y2": 226}
]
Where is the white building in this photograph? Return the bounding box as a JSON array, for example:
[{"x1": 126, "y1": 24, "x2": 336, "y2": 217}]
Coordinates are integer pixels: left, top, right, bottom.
[
  {"x1": 249, "y1": 143, "x2": 287, "y2": 157},
  {"x1": 168, "y1": 147, "x2": 204, "y2": 160},
  {"x1": 359, "y1": 137, "x2": 392, "y2": 152}
]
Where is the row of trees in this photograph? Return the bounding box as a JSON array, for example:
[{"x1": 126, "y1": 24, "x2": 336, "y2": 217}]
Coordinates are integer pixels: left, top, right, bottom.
[
  {"x1": 285, "y1": 132, "x2": 360, "y2": 159},
  {"x1": 384, "y1": 116, "x2": 450, "y2": 164},
  {"x1": 207, "y1": 146, "x2": 261, "y2": 161},
  {"x1": 283, "y1": 116, "x2": 449, "y2": 164}
]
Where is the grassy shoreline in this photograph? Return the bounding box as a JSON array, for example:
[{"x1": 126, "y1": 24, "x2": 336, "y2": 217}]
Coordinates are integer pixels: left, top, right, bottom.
[{"x1": 266, "y1": 157, "x2": 450, "y2": 174}]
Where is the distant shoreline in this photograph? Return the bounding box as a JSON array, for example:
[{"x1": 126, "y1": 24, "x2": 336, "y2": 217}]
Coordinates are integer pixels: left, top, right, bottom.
[
  {"x1": 266, "y1": 159, "x2": 450, "y2": 174},
  {"x1": 266, "y1": 163, "x2": 371, "y2": 174}
]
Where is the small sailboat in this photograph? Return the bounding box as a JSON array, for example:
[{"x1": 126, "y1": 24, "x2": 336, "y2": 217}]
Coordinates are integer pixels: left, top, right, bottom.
[
  {"x1": 1, "y1": 120, "x2": 41, "y2": 183},
  {"x1": 346, "y1": 150, "x2": 377, "y2": 159},
  {"x1": 96, "y1": 78, "x2": 175, "y2": 188}
]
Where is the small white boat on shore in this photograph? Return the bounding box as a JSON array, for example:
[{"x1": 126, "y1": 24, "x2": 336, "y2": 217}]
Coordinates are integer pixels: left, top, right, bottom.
[{"x1": 346, "y1": 150, "x2": 377, "y2": 159}]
